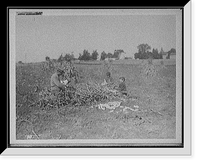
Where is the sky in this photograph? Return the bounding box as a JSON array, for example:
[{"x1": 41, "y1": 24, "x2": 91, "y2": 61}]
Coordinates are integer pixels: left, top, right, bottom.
[{"x1": 15, "y1": 13, "x2": 176, "y2": 62}]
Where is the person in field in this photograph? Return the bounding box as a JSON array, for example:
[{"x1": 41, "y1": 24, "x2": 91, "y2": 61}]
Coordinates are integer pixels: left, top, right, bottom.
[
  {"x1": 60, "y1": 60, "x2": 78, "y2": 99},
  {"x1": 50, "y1": 68, "x2": 66, "y2": 97},
  {"x1": 101, "y1": 72, "x2": 114, "y2": 86},
  {"x1": 116, "y1": 77, "x2": 128, "y2": 96},
  {"x1": 63, "y1": 59, "x2": 79, "y2": 84}
]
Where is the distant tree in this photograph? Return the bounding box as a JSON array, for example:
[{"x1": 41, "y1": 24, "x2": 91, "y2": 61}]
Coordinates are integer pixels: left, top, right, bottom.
[
  {"x1": 91, "y1": 50, "x2": 99, "y2": 60},
  {"x1": 64, "y1": 53, "x2": 70, "y2": 61},
  {"x1": 134, "y1": 44, "x2": 151, "y2": 59},
  {"x1": 107, "y1": 52, "x2": 113, "y2": 59},
  {"x1": 113, "y1": 49, "x2": 124, "y2": 59},
  {"x1": 134, "y1": 52, "x2": 140, "y2": 59},
  {"x1": 57, "y1": 54, "x2": 64, "y2": 62},
  {"x1": 152, "y1": 48, "x2": 158, "y2": 55},
  {"x1": 168, "y1": 48, "x2": 176, "y2": 54},
  {"x1": 83, "y1": 49, "x2": 91, "y2": 60},
  {"x1": 152, "y1": 48, "x2": 162, "y2": 59},
  {"x1": 134, "y1": 51, "x2": 149, "y2": 59},
  {"x1": 45, "y1": 56, "x2": 50, "y2": 61},
  {"x1": 100, "y1": 51, "x2": 107, "y2": 60},
  {"x1": 137, "y1": 44, "x2": 151, "y2": 54},
  {"x1": 64, "y1": 53, "x2": 75, "y2": 61},
  {"x1": 147, "y1": 51, "x2": 154, "y2": 59},
  {"x1": 78, "y1": 49, "x2": 91, "y2": 61},
  {"x1": 18, "y1": 61, "x2": 23, "y2": 64},
  {"x1": 78, "y1": 53, "x2": 82, "y2": 60}
]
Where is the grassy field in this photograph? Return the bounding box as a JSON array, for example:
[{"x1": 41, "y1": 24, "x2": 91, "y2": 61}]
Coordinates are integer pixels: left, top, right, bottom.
[{"x1": 16, "y1": 60, "x2": 176, "y2": 140}]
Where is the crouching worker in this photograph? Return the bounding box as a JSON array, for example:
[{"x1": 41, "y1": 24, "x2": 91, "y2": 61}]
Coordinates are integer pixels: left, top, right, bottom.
[
  {"x1": 116, "y1": 77, "x2": 128, "y2": 96},
  {"x1": 50, "y1": 68, "x2": 66, "y2": 100}
]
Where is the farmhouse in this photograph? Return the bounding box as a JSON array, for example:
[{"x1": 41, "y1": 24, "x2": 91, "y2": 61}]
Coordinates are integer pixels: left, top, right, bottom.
[
  {"x1": 169, "y1": 52, "x2": 176, "y2": 59},
  {"x1": 160, "y1": 48, "x2": 168, "y2": 59},
  {"x1": 162, "y1": 52, "x2": 168, "y2": 59},
  {"x1": 119, "y1": 52, "x2": 126, "y2": 60}
]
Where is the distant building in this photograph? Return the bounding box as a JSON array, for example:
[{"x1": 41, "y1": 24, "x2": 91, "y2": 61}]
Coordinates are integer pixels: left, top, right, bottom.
[
  {"x1": 169, "y1": 52, "x2": 176, "y2": 59},
  {"x1": 162, "y1": 52, "x2": 168, "y2": 59},
  {"x1": 160, "y1": 48, "x2": 169, "y2": 59},
  {"x1": 119, "y1": 52, "x2": 126, "y2": 60}
]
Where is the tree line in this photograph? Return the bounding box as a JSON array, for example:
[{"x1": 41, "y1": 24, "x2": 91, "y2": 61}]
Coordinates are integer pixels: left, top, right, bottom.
[
  {"x1": 134, "y1": 43, "x2": 176, "y2": 59},
  {"x1": 55, "y1": 49, "x2": 125, "y2": 62},
  {"x1": 43, "y1": 43, "x2": 176, "y2": 63}
]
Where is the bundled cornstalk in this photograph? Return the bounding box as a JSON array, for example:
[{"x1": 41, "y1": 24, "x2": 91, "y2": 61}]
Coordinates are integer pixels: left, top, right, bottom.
[{"x1": 141, "y1": 60, "x2": 157, "y2": 78}]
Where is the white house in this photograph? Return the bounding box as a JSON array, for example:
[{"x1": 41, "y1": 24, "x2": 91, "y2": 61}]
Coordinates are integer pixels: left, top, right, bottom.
[
  {"x1": 160, "y1": 48, "x2": 168, "y2": 59},
  {"x1": 169, "y1": 53, "x2": 176, "y2": 59},
  {"x1": 119, "y1": 52, "x2": 126, "y2": 59},
  {"x1": 162, "y1": 52, "x2": 168, "y2": 59}
]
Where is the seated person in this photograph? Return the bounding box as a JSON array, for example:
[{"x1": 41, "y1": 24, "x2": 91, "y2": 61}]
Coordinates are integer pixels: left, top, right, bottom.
[
  {"x1": 101, "y1": 72, "x2": 114, "y2": 86},
  {"x1": 116, "y1": 77, "x2": 128, "y2": 96},
  {"x1": 50, "y1": 68, "x2": 66, "y2": 97}
]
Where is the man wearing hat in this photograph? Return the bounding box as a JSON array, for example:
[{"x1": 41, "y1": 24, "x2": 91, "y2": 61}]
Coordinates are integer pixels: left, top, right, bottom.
[{"x1": 50, "y1": 68, "x2": 66, "y2": 98}]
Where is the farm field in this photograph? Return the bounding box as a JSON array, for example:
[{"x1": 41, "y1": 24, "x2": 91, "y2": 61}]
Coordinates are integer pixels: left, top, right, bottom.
[{"x1": 16, "y1": 60, "x2": 176, "y2": 140}]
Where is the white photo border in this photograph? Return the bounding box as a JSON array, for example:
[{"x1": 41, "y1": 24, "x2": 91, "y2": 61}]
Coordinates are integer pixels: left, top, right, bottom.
[{"x1": 4, "y1": 2, "x2": 191, "y2": 155}]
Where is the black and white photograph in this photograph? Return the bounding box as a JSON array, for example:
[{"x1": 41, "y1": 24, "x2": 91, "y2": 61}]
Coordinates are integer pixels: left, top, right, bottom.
[{"x1": 6, "y1": 4, "x2": 192, "y2": 155}]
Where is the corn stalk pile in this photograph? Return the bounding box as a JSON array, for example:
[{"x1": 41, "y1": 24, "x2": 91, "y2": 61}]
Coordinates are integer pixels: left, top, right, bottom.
[
  {"x1": 74, "y1": 82, "x2": 119, "y2": 105},
  {"x1": 36, "y1": 81, "x2": 120, "y2": 110}
]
